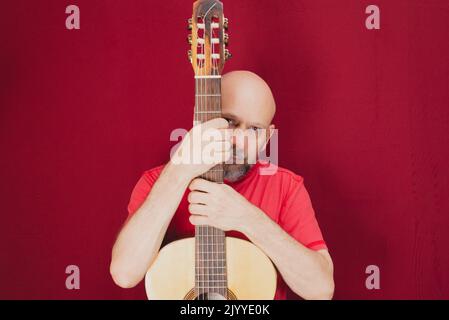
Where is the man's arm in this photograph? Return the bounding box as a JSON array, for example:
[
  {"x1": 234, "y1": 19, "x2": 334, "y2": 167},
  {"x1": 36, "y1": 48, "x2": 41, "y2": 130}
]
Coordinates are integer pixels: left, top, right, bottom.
[
  {"x1": 110, "y1": 118, "x2": 231, "y2": 288},
  {"x1": 242, "y1": 211, "x2": 334, "y2": 300},
  {"x1": 188, "y1": 178, "x2": 334, "y2": 300},
  {"x1": 110, "y1": 163, "x2": 191, "y2": 288}
]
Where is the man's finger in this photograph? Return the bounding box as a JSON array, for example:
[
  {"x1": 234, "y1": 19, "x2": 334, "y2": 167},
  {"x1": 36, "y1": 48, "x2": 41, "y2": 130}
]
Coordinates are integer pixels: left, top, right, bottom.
[
  {"x1": 189, "y1": 214, "x2": 209, "y2": 226},
  {"x1": 187, "y1": 191, "x2": 209, "y2": 205},
  {"x1": 188, "y1": 203, "x2": 208, "y2": 216},
  {"x1": 201, "y1": 118, "x2": 229, "y2": 131},
  {"x1": 189, "y1": 178, "x2": 218, "y2": 192}
]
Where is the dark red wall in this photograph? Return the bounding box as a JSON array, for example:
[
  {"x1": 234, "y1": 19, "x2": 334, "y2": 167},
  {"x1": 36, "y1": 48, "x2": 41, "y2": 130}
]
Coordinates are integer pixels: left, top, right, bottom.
[{"x1": 1, "y1": 0, "x2": 448, "y2": 299}]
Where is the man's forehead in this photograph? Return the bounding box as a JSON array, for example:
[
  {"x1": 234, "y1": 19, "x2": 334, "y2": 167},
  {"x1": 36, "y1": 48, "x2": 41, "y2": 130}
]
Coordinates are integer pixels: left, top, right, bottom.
[{"x1": 221, "y1": 71, "x2": 276, "y2": 124}]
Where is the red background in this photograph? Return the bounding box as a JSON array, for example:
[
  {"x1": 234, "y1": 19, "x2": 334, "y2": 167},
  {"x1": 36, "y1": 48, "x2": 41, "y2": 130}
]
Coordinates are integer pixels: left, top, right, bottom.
[{"x1": 1, "y1": 0, "x2": 448, "y2": 299}]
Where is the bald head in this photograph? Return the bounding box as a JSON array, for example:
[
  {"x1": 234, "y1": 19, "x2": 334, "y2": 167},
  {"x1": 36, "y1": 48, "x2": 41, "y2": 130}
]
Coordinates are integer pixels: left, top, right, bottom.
[
  {"x1": 220, "y1": 71, "x2": 276, "y2": 182},
  {"x1": 221, "y1": 71, "x2": 276, "y2": 128}
]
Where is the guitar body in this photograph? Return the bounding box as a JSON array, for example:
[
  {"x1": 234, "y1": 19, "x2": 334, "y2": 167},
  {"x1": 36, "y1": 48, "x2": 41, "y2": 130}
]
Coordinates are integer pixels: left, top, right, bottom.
[{"x1": 145, "y1": 237, "x2": 277, "y2": 300}]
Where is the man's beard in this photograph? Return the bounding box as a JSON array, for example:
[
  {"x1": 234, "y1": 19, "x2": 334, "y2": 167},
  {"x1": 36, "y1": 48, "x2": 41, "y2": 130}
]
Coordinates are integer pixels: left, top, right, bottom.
[{"x1": 223, "y1": 161, "x2": 252, "y2": 182}]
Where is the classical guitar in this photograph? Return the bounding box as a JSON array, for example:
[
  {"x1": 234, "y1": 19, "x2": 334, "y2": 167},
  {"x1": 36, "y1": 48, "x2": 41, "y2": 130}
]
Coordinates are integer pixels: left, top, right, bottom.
[{"x1": 144, "y1": 0, "x2": 277, "y2": 300}]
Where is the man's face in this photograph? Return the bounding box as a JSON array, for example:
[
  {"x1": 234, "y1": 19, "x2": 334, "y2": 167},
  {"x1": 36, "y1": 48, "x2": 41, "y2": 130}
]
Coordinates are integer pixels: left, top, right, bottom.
[
  {"x1": 221, "y1": 71, "x2": 276, "y2": 181},
  {"x1": 221, "y1": 72, "x2": 276, "y2": 182}
]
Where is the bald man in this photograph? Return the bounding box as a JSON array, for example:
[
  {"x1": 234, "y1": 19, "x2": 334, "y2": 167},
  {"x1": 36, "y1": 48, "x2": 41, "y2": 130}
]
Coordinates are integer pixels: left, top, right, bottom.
[{"x1": 110, "y1": 71, "x2": 334, "y2": 300}]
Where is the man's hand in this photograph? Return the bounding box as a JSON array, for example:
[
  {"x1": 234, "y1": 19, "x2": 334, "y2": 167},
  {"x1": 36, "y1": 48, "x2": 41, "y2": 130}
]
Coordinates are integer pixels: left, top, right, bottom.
[
  {"x1": 170, "y1": 118, "x2": 232, "y2": 182},
  {"x1": 187, "y1": 178, "x2": 260, "y2": 232}
]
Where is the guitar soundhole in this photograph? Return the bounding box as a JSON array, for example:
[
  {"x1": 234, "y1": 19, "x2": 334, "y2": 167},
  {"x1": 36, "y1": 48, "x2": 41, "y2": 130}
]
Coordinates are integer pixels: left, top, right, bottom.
[
  {"x1": 196, "y1": 292, "x2": 226, "y2": 300},
  {"x1": 184, "y1": 288, "x2": 237, "y2": 300}
]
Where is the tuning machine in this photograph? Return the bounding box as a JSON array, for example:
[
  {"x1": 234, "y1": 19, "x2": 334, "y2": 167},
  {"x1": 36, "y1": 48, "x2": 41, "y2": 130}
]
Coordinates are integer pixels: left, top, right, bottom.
[
  {"x1": 188, "y1": 50, "x2": 192, "y2": 63},
  {"x1": 187, "y1": 18, "x2": 193, "y2": 30},
  {"x1": 224, "y1": 33, "x2": 229, "y2": 45},
  {"x1": 225, "y1": 49, "x2": 232, "y2": 61},
  {"x1": 223, "y1": 17, "x2": 229, "y2": 30}
]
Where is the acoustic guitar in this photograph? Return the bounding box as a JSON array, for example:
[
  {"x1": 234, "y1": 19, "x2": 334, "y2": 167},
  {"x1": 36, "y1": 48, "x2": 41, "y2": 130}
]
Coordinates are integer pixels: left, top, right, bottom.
[{"x1": 144, "y1": 0, "x2": 277, "y2": 300}]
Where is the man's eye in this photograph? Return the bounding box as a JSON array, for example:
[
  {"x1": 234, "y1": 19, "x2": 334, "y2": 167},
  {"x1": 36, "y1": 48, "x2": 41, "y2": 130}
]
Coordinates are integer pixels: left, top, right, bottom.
[{"x1": 249, "y1": 126, "x2": 259, "y2": 131}]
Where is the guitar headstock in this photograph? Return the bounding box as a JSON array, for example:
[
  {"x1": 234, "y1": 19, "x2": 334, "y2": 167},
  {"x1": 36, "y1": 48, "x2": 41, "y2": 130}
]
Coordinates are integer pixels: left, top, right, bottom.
[{"x1": 187, "y1": 0, "x2": 231, "y2": 76}]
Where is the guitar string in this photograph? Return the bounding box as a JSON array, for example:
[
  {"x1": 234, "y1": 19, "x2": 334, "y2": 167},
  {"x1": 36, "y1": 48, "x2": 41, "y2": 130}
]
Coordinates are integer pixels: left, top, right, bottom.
[
  {"x1": 211, "y1": 27, "x2": 218, "y2": 298},
  {"x1": 213, "y1": 23, "x2": 226, "y2": 297},
  {"x1": 201, "y1": 51, "x2": 206, "y2": 300},
  {"x1": 210, "y1": 29, "x2": 215, "y2": 297},
  {"x1": 196, "y1": 48, "x2": 204, "y2": 299},
  {"x1": 213, "y1": 28, "x2": 225, "y2": 298},
  {"x1": 217, "y1": 31, "x2": 227, "y2": 299},
  {"x1": 204, "y1": 53, "x2": 209, "y2": 299},
  {"x1": 195, "y1": 59, "x2": 200, "y2": 300}
]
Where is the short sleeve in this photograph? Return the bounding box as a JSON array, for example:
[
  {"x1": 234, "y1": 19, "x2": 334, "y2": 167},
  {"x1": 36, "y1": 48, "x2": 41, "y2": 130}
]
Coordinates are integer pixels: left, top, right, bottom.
[
  {"x1": 127, "y1": 170, "x2": 160, "y2": 217},
  {"x1": 279, "y1": 175, "x2": 328, "y2": 251}
]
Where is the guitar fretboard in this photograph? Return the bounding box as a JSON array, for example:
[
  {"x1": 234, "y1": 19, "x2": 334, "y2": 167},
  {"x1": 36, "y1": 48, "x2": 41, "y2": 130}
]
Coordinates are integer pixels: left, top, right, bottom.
[{"x1": 194, "y1": 75, "x2": 228, "y2": 299}]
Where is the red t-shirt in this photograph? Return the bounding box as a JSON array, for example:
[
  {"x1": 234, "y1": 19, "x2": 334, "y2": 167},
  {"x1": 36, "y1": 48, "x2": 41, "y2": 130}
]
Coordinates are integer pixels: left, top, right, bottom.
[{"x1": 127, "y1": 161, "x2": 328, "y2": 300}]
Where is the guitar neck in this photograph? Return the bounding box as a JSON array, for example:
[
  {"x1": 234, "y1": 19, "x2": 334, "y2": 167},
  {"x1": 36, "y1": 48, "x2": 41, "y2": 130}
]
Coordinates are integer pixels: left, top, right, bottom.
[
  {"x1": 194, "y1": 75, "x2": 228, "y2": 298},
  {"x1": 194, "y1": 75, "x2": 224, "y2": 183}
]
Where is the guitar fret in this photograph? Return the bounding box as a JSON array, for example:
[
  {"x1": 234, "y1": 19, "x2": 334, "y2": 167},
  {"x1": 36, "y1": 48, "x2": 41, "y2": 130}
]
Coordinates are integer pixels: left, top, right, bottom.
[
  {"x1": 196, "y1": 244, "x2": 225, "y2": 246},
  {"x1": 197, "y1": 259, "x2": 226, "y2": 261},
  {"x1": 196, "y1": 252, "x2": 226, "y2": 253},
  {"x1": 196, "y1": 243, "x2": 225, "y2": 245}
]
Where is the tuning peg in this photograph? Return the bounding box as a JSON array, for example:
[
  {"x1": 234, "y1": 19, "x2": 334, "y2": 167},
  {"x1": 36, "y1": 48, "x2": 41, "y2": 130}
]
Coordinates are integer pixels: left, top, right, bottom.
[
  {"x1": 223, "y1": 17, "x2": 229, "y2": 30},
  {"x1": 225, "y1": 49, "x2": 232, "y2": 60},
  {"x1": 224, "y1": 33, "x2": 229, "y2": 45},
  {"x1": 187, "y1": 18, "x2": 193, "y2": 30},
  {"x1": 188, "y1": 50, "x2": 192, "y2": 63},
  {"x1": 187, "y1": 34, "x2": 192, "y2": 45}
]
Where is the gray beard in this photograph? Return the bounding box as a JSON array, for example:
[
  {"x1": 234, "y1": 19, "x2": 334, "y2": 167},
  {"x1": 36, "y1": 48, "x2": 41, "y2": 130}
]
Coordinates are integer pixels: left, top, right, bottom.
[{"x1": 223, "y1": 163, "x2": 252, "y2": 182}]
